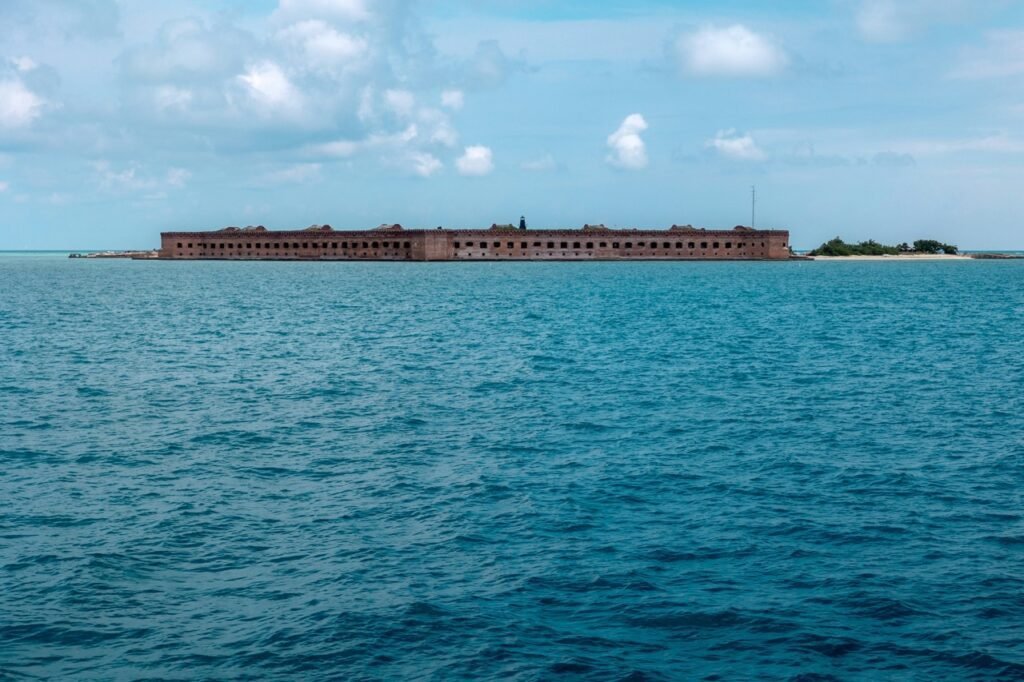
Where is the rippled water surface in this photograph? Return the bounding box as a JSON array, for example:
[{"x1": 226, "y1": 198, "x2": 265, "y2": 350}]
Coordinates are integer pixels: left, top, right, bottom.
[{"x1": 3, "y1": 255, "x2": 1024, "y2": 680}]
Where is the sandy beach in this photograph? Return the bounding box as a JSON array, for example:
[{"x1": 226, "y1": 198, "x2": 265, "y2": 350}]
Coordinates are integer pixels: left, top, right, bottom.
[{"x1": 806, "y1": 254, "x2": 972, "y2": 261}]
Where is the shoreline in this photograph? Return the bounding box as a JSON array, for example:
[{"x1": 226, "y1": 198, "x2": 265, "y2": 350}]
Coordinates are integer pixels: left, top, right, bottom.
[{"x1": 805, "y1": 254, "x2": 972, "y2": 261}]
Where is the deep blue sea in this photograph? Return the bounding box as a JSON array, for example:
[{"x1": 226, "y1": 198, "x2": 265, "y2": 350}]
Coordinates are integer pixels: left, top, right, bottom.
[{"x1": 3, "y1": 254, "x2": 1024, "y2": 680}]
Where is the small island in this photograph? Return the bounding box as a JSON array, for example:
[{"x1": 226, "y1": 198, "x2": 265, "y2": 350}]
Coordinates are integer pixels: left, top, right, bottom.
[{"x1": 809, "y1": 238, "x2": 958, "y2": 257}]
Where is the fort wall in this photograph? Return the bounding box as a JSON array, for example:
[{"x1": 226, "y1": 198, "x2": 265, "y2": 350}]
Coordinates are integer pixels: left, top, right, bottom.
[{"x1": 158, "y1": 227, "x2": 791, "y2": 261}]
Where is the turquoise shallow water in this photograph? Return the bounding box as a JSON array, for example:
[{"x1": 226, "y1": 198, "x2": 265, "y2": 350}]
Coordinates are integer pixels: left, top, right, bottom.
[{"x1": 2, "y1": 255, "x2": 1024, "y2": 680}]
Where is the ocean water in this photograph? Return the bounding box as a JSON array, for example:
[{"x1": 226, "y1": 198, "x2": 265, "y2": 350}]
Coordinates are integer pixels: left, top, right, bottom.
[{"x1": 2, "y1": 254, "x2": 1024, "y2": 681}]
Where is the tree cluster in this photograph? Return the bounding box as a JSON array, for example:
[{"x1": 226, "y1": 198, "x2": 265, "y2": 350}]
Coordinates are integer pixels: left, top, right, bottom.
[{"x1": 809, "y1": 237, "x2": 958, "y2": 256}]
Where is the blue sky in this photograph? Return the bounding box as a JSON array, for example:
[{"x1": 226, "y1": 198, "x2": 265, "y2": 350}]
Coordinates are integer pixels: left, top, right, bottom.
[{"x1": 1, "y1": 0, "x2": 1023, "y2": 249}]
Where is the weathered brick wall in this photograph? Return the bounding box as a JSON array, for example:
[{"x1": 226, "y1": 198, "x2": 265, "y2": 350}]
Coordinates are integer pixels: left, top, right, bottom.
[{"x1": 159, "y1": 228, "x2": 791, "y2": 261}]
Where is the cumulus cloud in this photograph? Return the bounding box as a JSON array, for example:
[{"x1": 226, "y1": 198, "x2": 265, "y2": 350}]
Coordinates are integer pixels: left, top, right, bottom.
[
  {"x1": 676, "y1": 25, "x2": 787, "y2": 77},
  {"x1": 120, "y1": 18, "x2": 251, "y2": 82},
  {"x1": 420, "y1": 108, "x2": 458, "y2": 147},
  {"x1": 153, "y1": 85, "x2": 193, "y2": 112},
  {"x1": 0, "y1": 56, "x2": 48, "y2": 129},
  {"x1": 606, "y1": 114, "x2": 648, "y2": 170},
  {"x1": 441, "y1": 89, "x2": 464, "y2": 110},
  {"x1": 277, "y1": 20, "x2": 368, "y2": 75},
  {"x1": 237, "y1": 61, "x2": 304, "y2": 114},
  {"x1": 706, "y1": 130, "x2": 767, "y2": 161},
  {"x1": 467, "y1": 40, "x2": 520, "y2": 88},
  {"x1": 273, "y1": 0, "x2": 370, "y2": 23},
  {"x1": 308, "y1": 119, "x2": 453, "y2": 177},
  {"x1": 12, "y1": 56, "x2": 37, "y2": 72},
  {"x1": 407, "y1": 152, "x2": 442, "y2": 177},
  {"x1": 456, "y1": 145, "x2": 494, "y2": 176},
  {"x1": 3, "y1": 0, "x2": 519, "y2": 186},
  {"x1": 0, "y1": 180, "x2": 8, "y2": 192},
  {"x1": 384, "y1": 89, "x2": 416, "y2": 117},
  {"x1": 93, "y1": 161, "x2": 191, "y2": 193},
  {"x1": 0, "y1": 78, "x2": 45, "y2": 128}
]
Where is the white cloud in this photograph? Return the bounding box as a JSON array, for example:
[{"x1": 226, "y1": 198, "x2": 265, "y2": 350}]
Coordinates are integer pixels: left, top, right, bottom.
[
  {"x1": 408, "y1": 152, "x2": 442, "y2": 177},
  {"x1": 0, "y1": 78, "x2": 45, "y2": 128},
  {"x1": 706, "y1": 130, "x2": 767, "y2": 161},
  {"x1": 238, "y1": 61, "x2": 303, "y2": 112},
  {"x1": 0, "y1": 181, "x2": 8, "y2": 192},
  {"x1": 93, "y1": 161, "x2": 191, "y2": 192},
  {"x1": 11, "y1": 56, "x2": 37, "y2": 72},
  {"x1": 264, "y1": 163, "x2": 322, "y2": 183},
  {"x1": 441, "y1": 89, "x2": 464, "y2": 110},
  {"x1": 456, "y1": 145, "x2": 494, "y2": 176},
  {"x1": 856, "y1": 0, "x2": 990, "y2": 43},
  {"x1": 676, "y1": 25, "x2": 787, "y2": 77},
  {"x1": 384, "y1": 89, "x2": 416, "y2": 118},
  {"x1": 419, "y1": 108, "x2": 457, "y2": 147},
  {"x1": 856, "y1": 0, "x2": 906, "y2": 42},
  {"x1": 951, "y1": 30, "x2": 1024, "y2": 79},
  {"x1": 606, "y1": 114, "x2": 648, "y2": 170},
  {"x1": 153, "y1": 85, "x2": 193, "y2": 112},
  {"x1": 121, "y1": 18, "x2": 249, "y2": 82},
  {"x1": 277, "y1": 20, "x2": 368, "y2": 74},
  {"x1": 274, "y1": 0, "x2": 369, "y2": 23},
  {"x1": 521, "y1": 153, "x2": 558, "y2": 172},
  {"x1": 310, "y1": 139, "x2": 360, "y2": 157},
  {"x1": 166, "y1": 168, "x2": 191, "y2": 188}
]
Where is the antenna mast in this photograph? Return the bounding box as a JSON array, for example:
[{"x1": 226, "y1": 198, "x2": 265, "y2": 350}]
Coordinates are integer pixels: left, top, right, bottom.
[{"x1": 751, "y1": 185, "x2": 756, "y2": 229}]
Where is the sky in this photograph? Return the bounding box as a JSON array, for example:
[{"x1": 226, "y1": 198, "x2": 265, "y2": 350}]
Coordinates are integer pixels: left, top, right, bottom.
[{"x1": 1, "y1": 0, "x2": 1024, "y2": 249}]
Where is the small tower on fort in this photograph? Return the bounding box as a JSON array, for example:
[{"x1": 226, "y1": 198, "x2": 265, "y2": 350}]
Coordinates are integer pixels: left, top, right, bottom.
[{"x1": 519, "y1": 215, "x2": 527, "y2": 230}]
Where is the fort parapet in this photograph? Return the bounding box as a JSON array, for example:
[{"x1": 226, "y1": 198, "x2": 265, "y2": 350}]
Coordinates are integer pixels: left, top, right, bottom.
[{"x1": 159, "y1": 224, "x2": 791, "y2": 261}]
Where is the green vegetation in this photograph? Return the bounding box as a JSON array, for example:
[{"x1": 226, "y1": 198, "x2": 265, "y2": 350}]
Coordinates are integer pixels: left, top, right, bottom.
[{"x1": 809, "y1": 237, "x2": 958, "y2": 256}]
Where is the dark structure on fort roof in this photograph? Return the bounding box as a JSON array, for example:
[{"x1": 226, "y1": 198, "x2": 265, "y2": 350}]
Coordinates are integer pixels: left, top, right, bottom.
[{"x1": 159, "y1": 222, "x2": 791, "y2": 261}]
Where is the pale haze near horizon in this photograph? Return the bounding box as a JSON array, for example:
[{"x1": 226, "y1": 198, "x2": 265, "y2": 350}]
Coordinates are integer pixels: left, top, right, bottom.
[{"x1": 1, "y1": 0, "x2": 1023, "y2": 250}]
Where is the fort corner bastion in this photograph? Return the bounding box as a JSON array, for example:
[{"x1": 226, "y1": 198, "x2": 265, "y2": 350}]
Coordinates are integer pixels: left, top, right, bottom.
[{"x1": 159, "y1": 223, "x2": 792, "y2": 261}]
